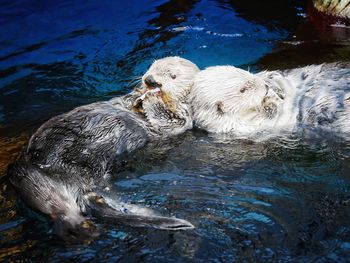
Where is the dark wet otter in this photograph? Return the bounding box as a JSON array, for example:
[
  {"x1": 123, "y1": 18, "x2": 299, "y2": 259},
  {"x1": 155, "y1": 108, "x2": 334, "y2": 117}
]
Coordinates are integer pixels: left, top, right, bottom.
[{"x1": 7, "y1": 57, "x2": 199, "y2": 238}]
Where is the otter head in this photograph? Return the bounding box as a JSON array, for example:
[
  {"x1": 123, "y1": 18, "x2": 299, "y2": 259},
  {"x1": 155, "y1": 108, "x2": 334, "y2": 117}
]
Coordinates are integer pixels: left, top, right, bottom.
[
  {"x1": 191, "y1": 66, "x2": 285, "y2": 134},
  {"x1": 134, "y1": 57, "x2": 199, "y2": 113},
  {"x1": 230, "y1": 70, "x2": 284, "y2": 120}
]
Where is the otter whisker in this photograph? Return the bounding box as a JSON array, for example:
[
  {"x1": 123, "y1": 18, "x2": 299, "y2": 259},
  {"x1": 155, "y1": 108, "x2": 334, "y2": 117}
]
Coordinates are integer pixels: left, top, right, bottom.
[{"x1": 128, "y1": 76, "x2": 142, "y2": 86}]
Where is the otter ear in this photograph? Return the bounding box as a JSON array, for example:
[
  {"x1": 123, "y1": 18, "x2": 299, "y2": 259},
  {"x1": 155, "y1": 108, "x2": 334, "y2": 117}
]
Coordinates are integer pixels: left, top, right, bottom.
[{"x1": 262, "y1": 96, "x2": 277, "y2": 119}]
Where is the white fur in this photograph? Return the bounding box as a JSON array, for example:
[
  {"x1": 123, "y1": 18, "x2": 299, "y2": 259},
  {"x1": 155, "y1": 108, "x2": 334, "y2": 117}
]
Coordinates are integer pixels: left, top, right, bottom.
[
  {"x1": 139, "y1": 57, "x2": 200, "y2": 136},
  {"x1": 190, "y1": 63, "x2": 350, "y2": 137},
  {"x1": 142, "y1": 56, "x2": 200, "y2": 103}
]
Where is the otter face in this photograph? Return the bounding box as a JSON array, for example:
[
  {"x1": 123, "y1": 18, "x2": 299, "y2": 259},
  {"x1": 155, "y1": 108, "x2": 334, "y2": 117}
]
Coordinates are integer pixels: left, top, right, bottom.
[
  {"x1": 190, "y1": 66, "x2": 284, "y2": 134},
  {"x1": 141, "y1": 57, "x2": 200, "y2": 104}
]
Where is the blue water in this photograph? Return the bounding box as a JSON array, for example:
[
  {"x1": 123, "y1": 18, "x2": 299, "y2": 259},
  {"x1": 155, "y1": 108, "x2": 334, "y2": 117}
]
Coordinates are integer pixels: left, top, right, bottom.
[{"x1": 1, "y1": 0, "x2": 350, "y2": 262}]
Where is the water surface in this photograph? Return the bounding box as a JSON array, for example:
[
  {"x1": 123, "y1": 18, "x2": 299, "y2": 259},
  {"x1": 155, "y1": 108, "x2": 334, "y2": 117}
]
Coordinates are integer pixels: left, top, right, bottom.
[{"x1": 1, "y1": 0, "x2": 350, "y2": 262}]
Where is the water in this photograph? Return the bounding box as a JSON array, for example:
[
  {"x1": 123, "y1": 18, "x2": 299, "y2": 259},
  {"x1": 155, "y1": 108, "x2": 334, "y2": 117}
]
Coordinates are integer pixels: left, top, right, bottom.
[{"x1": 1, "y1": 0, "x2": 350, "y2": 261}]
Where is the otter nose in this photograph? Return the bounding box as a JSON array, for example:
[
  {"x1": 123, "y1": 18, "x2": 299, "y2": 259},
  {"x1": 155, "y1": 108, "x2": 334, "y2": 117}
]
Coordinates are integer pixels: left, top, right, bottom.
[{"x1": 144, "y1": 75, "x2": 161, "y2": 87}]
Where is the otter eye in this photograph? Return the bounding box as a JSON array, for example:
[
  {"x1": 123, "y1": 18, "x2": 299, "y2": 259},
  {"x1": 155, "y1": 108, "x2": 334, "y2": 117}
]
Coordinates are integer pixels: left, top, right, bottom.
[{"x1": 170, "y1": 73, "x2": 176, "y2": 79}]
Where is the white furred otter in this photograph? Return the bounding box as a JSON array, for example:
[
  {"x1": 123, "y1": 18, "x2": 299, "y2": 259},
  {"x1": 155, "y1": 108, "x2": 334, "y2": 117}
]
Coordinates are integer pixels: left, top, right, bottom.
[
  {"x1": 190, "y1": 62, "x2": 350, "y2": 138},
  {"x1": 134, "y1": 56, "x2": 199, "y2": 135},
  {"x1": 7, "y1": 57, "x2": 199, "y2": 238}
]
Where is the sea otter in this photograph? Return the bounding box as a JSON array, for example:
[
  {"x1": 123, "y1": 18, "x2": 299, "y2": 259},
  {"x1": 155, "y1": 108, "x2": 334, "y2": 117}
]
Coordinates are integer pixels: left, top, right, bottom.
[
  {"x1": 7, "y1": 56, "x2": 199, "y2": 238},
  {"x1": 190, "y1": 62, "x2": 350, "y2": 138}
]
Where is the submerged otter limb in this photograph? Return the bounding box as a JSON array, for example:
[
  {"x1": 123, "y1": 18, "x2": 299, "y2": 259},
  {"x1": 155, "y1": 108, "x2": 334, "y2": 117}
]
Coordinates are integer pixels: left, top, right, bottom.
[
  {"x1": 7, "y1": 161, "x2": 194, "y2": 239},
  {"x1": 87, "y1": 194, "x2": 194, "y2": 230}
]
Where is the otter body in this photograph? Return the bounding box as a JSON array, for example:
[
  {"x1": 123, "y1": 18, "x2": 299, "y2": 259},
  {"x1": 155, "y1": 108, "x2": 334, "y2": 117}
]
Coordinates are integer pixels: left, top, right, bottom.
[
  {"x1": 8, "y1": 57, "x2": 199, "y2": 237},
  {"x1": 190, "y1": 62, "x2": 350, "y2": 138}
]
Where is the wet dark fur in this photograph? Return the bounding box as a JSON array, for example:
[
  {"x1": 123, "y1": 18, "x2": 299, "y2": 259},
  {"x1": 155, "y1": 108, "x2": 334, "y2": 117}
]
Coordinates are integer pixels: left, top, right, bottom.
[{"x1": 7, "y1": 92, "x2": 193, "y2": 238}]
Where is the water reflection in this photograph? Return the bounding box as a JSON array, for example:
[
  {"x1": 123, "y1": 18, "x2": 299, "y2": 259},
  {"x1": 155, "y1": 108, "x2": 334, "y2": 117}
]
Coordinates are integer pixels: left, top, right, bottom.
[
  {"x1": 218, "y1": 0, "x2": 306, "y2": 31},
  {"x1": 255, "y1": 1, "x2": 350, "y2": 70},
  {"x1": 0, "y1": 0, "x2": 290, "y2": 132},
  {"x1": 109, "y1": 131, "x2": 350, "y2": 261},
  {"x1": 115, "y1": 0, "x2": 199, "y2": 83},
  {"x1": 1, "y1": 130, "x2": 350, "y2": 261},
  {"x1": 1, "y1": 0, "x2": 350, "y2": 261},
  {"x1": 0, "y1": 135, "x2": 29, "y2": 174}
]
